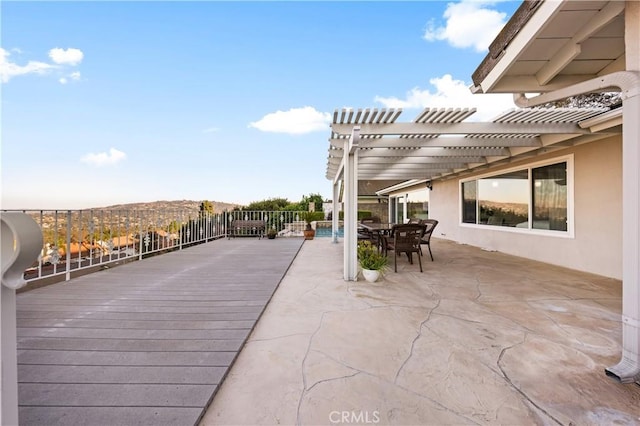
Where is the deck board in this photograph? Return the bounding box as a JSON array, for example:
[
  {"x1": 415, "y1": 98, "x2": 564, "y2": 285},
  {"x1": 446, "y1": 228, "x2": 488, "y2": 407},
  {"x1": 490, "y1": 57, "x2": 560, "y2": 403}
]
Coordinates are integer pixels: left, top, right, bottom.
[{"x1": 16, "y1": 237, "x2": 304, "y2": 425}]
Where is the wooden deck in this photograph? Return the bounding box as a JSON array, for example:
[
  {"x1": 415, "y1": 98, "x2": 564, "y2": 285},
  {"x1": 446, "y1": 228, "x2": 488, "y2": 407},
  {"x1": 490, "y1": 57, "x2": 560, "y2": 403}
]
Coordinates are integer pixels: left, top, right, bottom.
[{"x1": 15, "y1": 237, "x2": 304, "y2": 425}]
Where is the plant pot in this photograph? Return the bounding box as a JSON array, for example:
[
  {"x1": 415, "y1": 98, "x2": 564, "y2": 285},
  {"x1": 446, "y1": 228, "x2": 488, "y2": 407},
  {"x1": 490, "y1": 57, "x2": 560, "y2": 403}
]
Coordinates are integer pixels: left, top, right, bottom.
[
  {"x1": 303, "y1": 228, "x2": 315, "y2": 240},
  {"x1": 267, "y1": 234, "x2": 276, "y2": 239},
  {"x1": 362, "y1": 269, "x2": 381, "y2": 283}
]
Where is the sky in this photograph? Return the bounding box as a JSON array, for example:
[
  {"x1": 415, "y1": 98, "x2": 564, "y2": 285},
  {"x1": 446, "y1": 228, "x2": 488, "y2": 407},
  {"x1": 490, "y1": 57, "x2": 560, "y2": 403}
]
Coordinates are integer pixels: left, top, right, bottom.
[{"x1": 1, "y1": 0, "x2": 522, "y2": 210}]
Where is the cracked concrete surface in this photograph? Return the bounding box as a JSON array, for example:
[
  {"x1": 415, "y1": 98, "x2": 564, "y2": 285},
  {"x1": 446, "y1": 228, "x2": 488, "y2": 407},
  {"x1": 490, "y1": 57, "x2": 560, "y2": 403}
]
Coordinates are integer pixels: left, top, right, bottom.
[{"x1": 200, "y1": 239, "x2": 640, "y2": 425}]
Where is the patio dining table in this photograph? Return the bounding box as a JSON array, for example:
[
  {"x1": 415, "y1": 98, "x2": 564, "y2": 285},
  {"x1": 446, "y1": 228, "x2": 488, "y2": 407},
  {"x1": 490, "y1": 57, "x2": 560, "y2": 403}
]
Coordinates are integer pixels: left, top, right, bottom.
[{"x1": 358, "y1": 223, "x2": 395, "y2": 253}]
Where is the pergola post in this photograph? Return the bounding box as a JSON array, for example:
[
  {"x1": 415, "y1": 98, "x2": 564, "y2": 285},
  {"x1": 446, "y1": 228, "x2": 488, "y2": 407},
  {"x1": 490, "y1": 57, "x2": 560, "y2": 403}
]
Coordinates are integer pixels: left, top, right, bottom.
[
  {"x1": 606, "y1": 0, "x2": 640, "y2": 384},
  {"x1": 343, "y1": 127, "x2": 359, "y2": 281}
]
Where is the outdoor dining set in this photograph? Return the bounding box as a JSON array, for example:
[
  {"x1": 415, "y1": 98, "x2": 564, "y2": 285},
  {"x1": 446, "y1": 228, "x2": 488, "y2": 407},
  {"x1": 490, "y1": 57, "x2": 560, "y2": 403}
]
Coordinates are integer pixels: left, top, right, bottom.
[{"x1": 358, "y1": 217, "x2": 438, "y2": 272}]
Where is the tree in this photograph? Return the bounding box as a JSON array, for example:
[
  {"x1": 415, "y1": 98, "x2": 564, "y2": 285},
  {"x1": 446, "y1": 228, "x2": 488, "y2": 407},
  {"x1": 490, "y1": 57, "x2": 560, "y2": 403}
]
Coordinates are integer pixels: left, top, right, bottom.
[
  {"x1": 199, "y1": 201, "x2": 214, "y2": 218},
  {"x1": 300, "y1": 193, "x2": 325, "y2": 212},
  {"x1": 240, "y1": 194, "x2": 326, "y2": 212},
  {"x1": 242, "y1": 198, "x2": 291, "y2": 211}
]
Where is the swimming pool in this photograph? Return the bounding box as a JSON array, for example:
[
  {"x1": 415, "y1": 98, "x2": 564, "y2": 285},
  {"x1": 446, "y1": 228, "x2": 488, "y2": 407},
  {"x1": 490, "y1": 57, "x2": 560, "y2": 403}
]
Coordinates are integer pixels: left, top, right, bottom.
[
  {"x1": 314, "y1": 221, "x2": 344, "y2": 238},
  {"x1": 314, "y1": 227, "x2": 344, "y2": 238}
]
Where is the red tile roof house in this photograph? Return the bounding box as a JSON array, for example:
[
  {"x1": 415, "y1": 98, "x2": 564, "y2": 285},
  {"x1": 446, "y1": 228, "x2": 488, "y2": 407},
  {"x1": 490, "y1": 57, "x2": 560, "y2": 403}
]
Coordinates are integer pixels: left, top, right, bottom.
[{"x1": 327, "y1": 0, "x2": 639, "y2": 385}]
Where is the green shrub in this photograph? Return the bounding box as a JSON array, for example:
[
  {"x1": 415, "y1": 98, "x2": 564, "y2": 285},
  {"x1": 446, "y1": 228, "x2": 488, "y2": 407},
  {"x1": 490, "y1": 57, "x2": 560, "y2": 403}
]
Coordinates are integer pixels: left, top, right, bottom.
[{"x1": 300, "y1": 211, "x2": 324, "y2": 224}]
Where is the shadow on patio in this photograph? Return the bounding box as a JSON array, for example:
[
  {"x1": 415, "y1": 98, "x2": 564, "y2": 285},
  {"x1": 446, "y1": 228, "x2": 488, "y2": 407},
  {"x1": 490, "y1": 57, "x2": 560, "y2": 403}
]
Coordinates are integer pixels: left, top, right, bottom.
[{"x1": 202, "y1": 238, "x2": 640, "y2": 425}]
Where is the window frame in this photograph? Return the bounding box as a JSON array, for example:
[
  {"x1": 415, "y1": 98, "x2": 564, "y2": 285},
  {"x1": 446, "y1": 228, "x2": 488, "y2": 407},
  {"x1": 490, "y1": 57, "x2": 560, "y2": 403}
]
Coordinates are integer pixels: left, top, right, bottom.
[{"x1": 458, "y1": 155, "x2": 574, "y2": 238}]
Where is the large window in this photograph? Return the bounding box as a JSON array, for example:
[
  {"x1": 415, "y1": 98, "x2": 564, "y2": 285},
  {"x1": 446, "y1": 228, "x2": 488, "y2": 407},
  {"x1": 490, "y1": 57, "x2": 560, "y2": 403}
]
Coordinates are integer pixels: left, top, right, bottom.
[{"x1": 461, "y1": 158, "x2": 570, "y2": 233}]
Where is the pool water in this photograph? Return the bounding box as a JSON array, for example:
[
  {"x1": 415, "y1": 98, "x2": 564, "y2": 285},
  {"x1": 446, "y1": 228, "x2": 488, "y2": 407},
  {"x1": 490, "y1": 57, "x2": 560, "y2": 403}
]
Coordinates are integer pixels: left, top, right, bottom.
[{"x1": 314, "y1": 227, "x2": 344, "y2": 238}]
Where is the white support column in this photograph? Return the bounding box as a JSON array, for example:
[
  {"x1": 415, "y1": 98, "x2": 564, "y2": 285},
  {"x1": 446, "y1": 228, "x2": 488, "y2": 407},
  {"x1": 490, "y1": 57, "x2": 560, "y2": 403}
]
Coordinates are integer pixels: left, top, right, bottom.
[
  {"x1": 332, "y1": 182, "x2": 340, "y2": 244},
  {"x1": 1, "y1": 213, "x2": 43, "y2": 425},
  {"x1": 343, "y1": 127, "x2": 360, "y2": 281},
  {"x1": 606, "y1": 1, "x2": 640, "y2": 384}
]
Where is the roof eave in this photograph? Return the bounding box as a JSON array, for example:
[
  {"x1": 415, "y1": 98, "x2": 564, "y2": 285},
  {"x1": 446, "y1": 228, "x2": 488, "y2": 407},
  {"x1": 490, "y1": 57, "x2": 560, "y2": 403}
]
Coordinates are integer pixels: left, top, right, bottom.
[{"x1": 472, "y1": 0, "x2": 563, "y2": 94}]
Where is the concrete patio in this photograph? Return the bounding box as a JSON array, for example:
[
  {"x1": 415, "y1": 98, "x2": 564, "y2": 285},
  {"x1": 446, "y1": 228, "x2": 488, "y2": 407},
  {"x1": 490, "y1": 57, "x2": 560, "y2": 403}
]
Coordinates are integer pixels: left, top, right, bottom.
[{"x1": 202, "y1": 238, "x2": 640, "y2": 425}]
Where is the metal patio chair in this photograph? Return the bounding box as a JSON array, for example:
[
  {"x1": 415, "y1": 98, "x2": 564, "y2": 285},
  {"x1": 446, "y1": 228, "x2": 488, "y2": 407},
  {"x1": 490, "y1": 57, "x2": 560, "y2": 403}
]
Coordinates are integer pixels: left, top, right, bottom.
[
  {"x1": 385, "y1": 223, "x2": 424, "y2": 272},
  {"x1": 419, "y1": 219, "x2": 438, "y2": 261}
]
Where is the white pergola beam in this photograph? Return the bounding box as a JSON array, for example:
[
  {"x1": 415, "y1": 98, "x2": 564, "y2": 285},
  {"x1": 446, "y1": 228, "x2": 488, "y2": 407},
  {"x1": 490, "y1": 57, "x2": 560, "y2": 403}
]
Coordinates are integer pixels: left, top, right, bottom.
[
  {"x1": 331, "y1": 121, "x2": 593, "y2": 136},
  {"x1": 329, "y1": 136, "x2": 542, "y2": 149},
  {"x1": 328, "y1": 147, "x2": 511, "y2": 158},
  {"x1": 328, "y1": 156, "x2": 486, "y2": 166}
]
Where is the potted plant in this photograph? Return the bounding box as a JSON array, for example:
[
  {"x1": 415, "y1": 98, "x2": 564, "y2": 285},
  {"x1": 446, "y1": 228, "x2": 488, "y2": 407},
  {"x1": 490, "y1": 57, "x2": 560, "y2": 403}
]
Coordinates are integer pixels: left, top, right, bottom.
[
  {"x1": 357, "y1": 240, "x2": 388, "y2": 282},
  {"x1": 266, "y1": 228, "x2": 277, "y2": 239},
  {"x1": 300, "y1": 211, "x2": 322, "y2": 240}
]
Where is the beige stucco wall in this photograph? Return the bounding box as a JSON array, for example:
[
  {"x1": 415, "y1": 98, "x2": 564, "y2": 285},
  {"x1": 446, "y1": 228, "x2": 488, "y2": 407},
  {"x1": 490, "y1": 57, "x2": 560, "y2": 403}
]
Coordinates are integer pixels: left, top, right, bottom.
[{"x1": 430, "y1": 135, "x2": 622, "y2": 279}]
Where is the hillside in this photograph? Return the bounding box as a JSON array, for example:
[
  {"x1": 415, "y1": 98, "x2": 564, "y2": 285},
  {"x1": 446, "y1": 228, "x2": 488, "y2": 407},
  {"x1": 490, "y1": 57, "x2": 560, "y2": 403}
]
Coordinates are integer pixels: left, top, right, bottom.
[{"x1": 98, "y1": 200, "x2": 241, "y2": 213}]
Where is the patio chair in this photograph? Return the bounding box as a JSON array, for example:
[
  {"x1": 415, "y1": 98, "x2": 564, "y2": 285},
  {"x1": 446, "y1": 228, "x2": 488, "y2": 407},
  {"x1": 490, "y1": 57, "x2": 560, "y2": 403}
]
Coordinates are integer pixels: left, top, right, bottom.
[
  {"x1": 385, "y1": 224, "x2": 424, "y2": 272},
  {"x1": 419, "y1": 219, "x2": 438, "y2": 261}
]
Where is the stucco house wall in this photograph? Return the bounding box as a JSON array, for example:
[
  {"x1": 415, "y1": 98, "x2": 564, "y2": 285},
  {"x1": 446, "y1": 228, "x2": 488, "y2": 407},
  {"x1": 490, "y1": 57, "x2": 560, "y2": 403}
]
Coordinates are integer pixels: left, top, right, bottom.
[{"x1": 429, "y1": 135, "x2": 622, "y2": 279}]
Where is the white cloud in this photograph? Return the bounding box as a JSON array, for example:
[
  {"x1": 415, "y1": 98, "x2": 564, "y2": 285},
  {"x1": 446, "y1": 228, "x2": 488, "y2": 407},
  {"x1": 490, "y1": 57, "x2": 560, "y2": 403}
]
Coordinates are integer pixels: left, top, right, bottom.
[
  {"x1": 59, "y1": 71, "x2": 81, "y2": 85},
  {"x1": 374, "y1": 74, "x2": 514, "y2": 121},
  {"x1": 80, "y1": 148, "x2": 127, "y2": 166},
  {"x1": 49, "y1": 47, "x2": 84, "y2": 65},
  {"x1": 0, "y1": 47, "x2": 55, "y2": 83},
  {"x1": 423, "y1": 1, "x2": 507, "y2": 52},
  {"x1": 249, "y1": 106, "x2": 331, "y2": 135}
]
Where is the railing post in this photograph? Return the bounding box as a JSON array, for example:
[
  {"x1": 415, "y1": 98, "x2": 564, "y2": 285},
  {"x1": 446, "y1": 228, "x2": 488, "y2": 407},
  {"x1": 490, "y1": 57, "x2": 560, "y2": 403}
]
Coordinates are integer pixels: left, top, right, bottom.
[
  {"x1": 65, "y1": 210, "x2": 72, "y2": 281},
  {"x1": 1, "y1": 212, "x2": 43, "y2": 425},
  {"x1": 138, "y1": 210, "x2": 144, "y2": 260}
]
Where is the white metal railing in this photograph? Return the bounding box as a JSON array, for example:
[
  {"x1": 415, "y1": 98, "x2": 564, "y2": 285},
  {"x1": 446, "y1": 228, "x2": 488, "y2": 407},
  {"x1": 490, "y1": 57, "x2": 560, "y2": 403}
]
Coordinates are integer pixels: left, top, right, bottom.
[
  {"x1": 0, "y1": 209, "x2": 318, "y2": 285},
  {"x1": 226, "y1": 210, "x2": 311, "y2": 238},
  {"x1": 0, "y1": 208, "x2": 328, "y2": 423}
]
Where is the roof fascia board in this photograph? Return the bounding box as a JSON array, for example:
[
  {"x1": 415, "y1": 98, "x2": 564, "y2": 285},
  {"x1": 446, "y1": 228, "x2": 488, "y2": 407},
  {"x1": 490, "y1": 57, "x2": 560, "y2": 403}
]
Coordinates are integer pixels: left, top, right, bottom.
[{"x1": 477, "y1": 0, "x2": 565, "y2": 93}]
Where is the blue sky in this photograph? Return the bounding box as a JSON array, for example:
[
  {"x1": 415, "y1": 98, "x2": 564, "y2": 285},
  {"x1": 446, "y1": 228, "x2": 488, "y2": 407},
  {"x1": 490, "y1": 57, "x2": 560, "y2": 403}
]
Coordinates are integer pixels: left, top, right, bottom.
[{"x1": 1, "y1": 1, "x2": 521, "y2": 210}]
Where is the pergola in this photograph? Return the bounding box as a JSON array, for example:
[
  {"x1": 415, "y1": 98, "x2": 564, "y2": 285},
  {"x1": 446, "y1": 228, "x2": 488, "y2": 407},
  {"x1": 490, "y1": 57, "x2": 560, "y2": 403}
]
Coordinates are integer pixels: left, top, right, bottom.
[
  {"x1": 326, "y1": 0, "x2": 640, "y2": 385},
  {"x1": 326, "y1": 106, "x2": 619, "y2": 282}
]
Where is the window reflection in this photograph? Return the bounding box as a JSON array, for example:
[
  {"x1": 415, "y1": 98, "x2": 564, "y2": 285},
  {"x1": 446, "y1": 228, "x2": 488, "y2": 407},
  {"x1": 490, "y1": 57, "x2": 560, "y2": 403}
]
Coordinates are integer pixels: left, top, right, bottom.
[
  {"x1": 533, "y1": 163, "x2": 567, "y2": 231},
  {"x1": 462, "y1": 181, "x2": 477, "y2": 224},
  {"x1": 407, "y1": 188, "x2": 429, "y2": 220},
  {"x1": 461, "y1": 160, "x2": 568, "y2": 232},
  {"x1": 478, "y1": 170, "x2": 528, "y2": 227}
]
